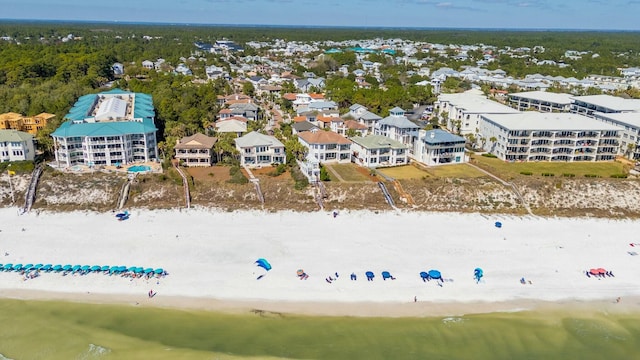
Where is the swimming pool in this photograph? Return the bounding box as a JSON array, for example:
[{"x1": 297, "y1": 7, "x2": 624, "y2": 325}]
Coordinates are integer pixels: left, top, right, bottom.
[{"x1": 127, "y1": 165, "x2": 152, "y2": 173}]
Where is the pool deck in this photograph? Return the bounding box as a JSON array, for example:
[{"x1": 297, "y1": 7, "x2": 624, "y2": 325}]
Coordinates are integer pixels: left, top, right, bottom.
[{"x1": 49, "y1": 162, "x2": 163, "y2": 175}]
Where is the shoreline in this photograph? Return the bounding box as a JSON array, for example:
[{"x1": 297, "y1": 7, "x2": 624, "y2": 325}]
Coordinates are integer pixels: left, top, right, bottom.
[
  {"x1": 2, "y1": 289, "x2": 639, "y2": 318},
  {"x1": 2, "y1": 207, "x2": 640, "y2": 318}
]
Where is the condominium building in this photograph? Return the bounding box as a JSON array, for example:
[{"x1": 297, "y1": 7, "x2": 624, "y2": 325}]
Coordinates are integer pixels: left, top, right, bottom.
[
  {"x1": 51, "y1": 89, "x2": 158, "y2": 168},
  {"x1": 592, "y1": 112, "x2": 640, "y2": 160},
  {"x1": 0, "y1": 129, "x2": 35, "y2": 162},
  {"x1": 412, "y1": 129, "x2": 467, "y2": 166},
  {"x1": 570, "y1": 95, "x2": 640, "y2": 117},
  {"x1": 508, "y1": 91, "x2": 573, "y2": 112},
  {"x1": 436, "y1": 89, "x2": 519, "y2": 135},
  {"x1": 480, "y1": 112, "x2": 620, "y2": 162}
]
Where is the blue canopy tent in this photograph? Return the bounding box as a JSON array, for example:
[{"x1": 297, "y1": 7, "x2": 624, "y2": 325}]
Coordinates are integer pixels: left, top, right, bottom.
[
  {"x1": 255, "y1": 258, "x2": 272, "y2": 271},
  {"x1": 428, "y1": 270, "x2": 442, "y2": 280}
]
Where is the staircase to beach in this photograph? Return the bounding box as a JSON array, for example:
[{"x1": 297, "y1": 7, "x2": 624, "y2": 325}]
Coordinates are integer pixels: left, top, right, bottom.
[{"x1": 22, "y1": 163, "x2": 44, "y2": 214}]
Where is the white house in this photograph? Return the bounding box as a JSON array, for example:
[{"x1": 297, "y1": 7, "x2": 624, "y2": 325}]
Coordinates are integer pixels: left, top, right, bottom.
[
  {"x1": 346, "y1": 104, "x2": 382, "y2": 131},
  {"x1": 297, "y1": 130, "x2": 352, "y2": 163},
  {"x1": 374, "y1": 107, "x2": 420, "y2": 146},
  {"x1": 235, "y1": 131, "x2": 286, "y2": 167},
  {"x1": 0, "y1": 129, "x2": 35, "y2": 162},
  {"x1": 350, "y1": 134, "x2": 408, "y2": 168},
  {"x1": 413, "y1": 129, "x2": 466, "y2": 166}
]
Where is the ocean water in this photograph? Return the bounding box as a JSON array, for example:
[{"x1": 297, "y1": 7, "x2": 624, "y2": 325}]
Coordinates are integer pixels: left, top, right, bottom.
[{"x1": 0, "y1": 299, "x2": 639, "y2": 359}]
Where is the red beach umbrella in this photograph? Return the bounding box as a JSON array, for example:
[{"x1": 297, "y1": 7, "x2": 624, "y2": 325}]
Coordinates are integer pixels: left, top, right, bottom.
[
  {"x1": 589, "y1": 269, "x2": 599, "y2": 275},
  {"x1": 597, "y1": 268, "x2": 606, "y2": 275}
]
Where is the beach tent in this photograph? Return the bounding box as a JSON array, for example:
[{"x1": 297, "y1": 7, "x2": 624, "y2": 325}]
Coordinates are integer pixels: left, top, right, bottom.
[
  {"x1": 382, "y1": 271, "x2": 393, "y2": 280},
  {"x1": 420, "y1": 271, "x2": 429, "y2": 281},
  {"x1": 428, "y1": 270, "x2": 441, "y2": 280},
  {"x1": 255, "y1": 258, "x2": 272, "y2": 271},
  {"x1": 474, "y1": 268, "x2": 483, "y2": 283},
  {"x1": 495, "y1": 222, "x2": 502, "y2": 228}
]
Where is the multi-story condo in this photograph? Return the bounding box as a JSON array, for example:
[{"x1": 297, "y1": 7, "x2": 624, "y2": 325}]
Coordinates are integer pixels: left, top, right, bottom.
[
  {"x1": 298, "y1": 130, "x2": 352, "y2": 163},
  {"x1": 592, "y1": 112, "x2": 640, "y2": 160},
  {"x1": 374, "y1": 107, "x2": 420, "y2": 146},
  {"x1": 235, "y1": 131, "x2": 286, "y2": 167},
  {"x1": 51, "y1": 89, "x2": 158, "y2": 168},
  {"x1": 412, "y1": 129, "x2": 467, "y2": 166},
  {"x1": 508, "y1": 91, "x2": 573, "y2": 112},
  {"x1": 436, "y1": 89, "x2": 519, "y2": 135},
  {"x1": 0, "y1": 112, "x2": 55, "y2": 135},
  {"x1": 480, "y1": 112, "x2": 620, "y2": 162},
  {"x1": 571, "y1": 95, "x2": 640, "y2": 117},
  {"x1": 350, "y1": 134, "x2": 408, "y2": 168},
  {"x1": 0, "y1": 129, "x2": 35, "y2": 162}
]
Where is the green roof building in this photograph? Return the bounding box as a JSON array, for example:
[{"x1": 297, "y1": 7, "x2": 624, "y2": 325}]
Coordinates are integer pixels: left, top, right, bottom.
[{"x1": 51, "y1": 89, "x2": 158, "y2": 168}]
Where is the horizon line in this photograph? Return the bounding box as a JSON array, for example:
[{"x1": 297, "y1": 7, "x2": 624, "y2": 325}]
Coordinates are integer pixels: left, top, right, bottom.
[{"x1": 0, "y1": 18, "x2": 639, "y2": 33}]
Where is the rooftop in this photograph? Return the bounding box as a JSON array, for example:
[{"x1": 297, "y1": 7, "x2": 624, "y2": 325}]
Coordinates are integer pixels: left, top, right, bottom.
[
  {"x1": 509, "y1": 91, "x2": 574, "y2": 105},
  {"x1": 593, "y1": 112, "x2": 640, "y2": 129},
  {"x1": 351, "y1": 134, "x2": 407, "y2": 149},
  {"x1": 0, "y1": 129, "x2": 33, "y2": 142},
  {"x1": 298, "y1": 130, "x2": 351, "y2": 145},
  {"x1": 481, "y1": 112, "x2": 620, "y2": 131},
  {"x1": 571, "y1": 95, "x2": 640, "y2": 112}
]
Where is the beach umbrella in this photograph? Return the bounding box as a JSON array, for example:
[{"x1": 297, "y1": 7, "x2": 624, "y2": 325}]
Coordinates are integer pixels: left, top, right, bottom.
[
  {"x1": 428, "y1": 270, "x2": 442, "y2": 279},
  {"x1": 13, "y1": 264, "x2": 23, "y2": 271},
  {"x1": 34, "y1": 264, "x2": 43, "y2": 270},
  {"x1": 81, "y1": 265, "x2": 90, "y2": 271},
  {"x1": 109, "y1": 266, "x2": 119, "y2": 273},
  {"x1": 42, "y1": 264, "x2": 52, "y2": 271},
  {"x1": 90, "y1": 265, "x2": 101, "y2": 271},
  {"x1": 420, "y1": 271, "x2": 429, "y2": 280},
  {"x1": 63, "y1": 264, "x2": 72, "y2": 271},
  {"x1": 118, "y1": 266, "x2": 127, "y2": 272},
  {"x1": 589, "y1": 268, "x2": 599, "y2": 276},
  {"x1": 297, "y1": 269, "x2": 305, "y2": 276},
  {"x1": 101, "y1": 265, "x2": 110, "y2": 272},
  {"x1": 365, "y1": 271, "x2": 375, "y2": 278},
  {"x1": 144, "y1": 268, "x2": 154, "y2": 274},
  {"x1": 128, "y1": 266, "x2": 137, "y2": 272},
  {"x1": 597, "y1": 268, "x2": 607, "y2": 275},
  {"x1": 23, "y1": 263, "x2": 34, "y2": 270},
  {"x1": 135, "y1": 267, "x2": 144, "y2": 274},
  {"x1": 154, "y1": 268, "x2": 164, "y2": 274},
  {"x1": 72, "y1": 265, "x2": 81, "y2": 272},
  {"x1": 53, "y1": 265, "x2": 62, "y2": 271},
  {"x1": 3, "y1": 264, "x2": 13, "y2": 270}
]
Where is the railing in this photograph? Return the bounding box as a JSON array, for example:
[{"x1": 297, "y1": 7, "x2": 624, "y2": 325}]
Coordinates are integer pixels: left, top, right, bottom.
[
  {"x1": 22, "y1": 163, "x2": 44, "y2": 214},
  {"x1": 378, "y1": 182, "x2": 396, "y2": 209}
]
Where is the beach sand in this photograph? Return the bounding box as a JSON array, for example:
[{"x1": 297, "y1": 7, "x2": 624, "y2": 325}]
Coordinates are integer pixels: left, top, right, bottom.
[{"x1": 1, "y1": 207, "x2": 639, "y2": 317}]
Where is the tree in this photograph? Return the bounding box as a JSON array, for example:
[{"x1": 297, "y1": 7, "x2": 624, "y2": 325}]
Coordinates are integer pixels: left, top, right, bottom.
[
  {"x1": 319, "y1": 165, "x2": 331, "y2": 181},
  {"x1": 242, "y1": 81, "x2": 255, "y2": 97},
  {"x1": 214, "y1": 132, "x2": 240, "y2": 164}
]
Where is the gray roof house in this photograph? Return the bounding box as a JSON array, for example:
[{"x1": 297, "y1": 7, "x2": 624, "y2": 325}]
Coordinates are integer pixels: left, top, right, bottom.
[
  {"x1": 374, "y1": 107, "x2": 420, "y2": 145},
  {"x1": 413, "y1": 129, "x2": 467, "y2": 166},
  {"x1": 235, "y1": 131, "x2": 286, "y2": 167}
]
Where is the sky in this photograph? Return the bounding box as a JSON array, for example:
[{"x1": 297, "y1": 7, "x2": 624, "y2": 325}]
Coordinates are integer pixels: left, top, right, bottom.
[{"x1": 1, "y1": 0, "x2": 639, "y2": 31}]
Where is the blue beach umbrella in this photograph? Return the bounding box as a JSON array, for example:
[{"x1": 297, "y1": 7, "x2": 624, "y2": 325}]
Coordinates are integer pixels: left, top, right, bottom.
[
  {"x1": 72, "y1": 265, "x2": 81, "y2": 272},
  {"x1": 90, "y1": 265, "x2": 101, "y2": 271},
  {"x1": 34, "y1": 264, "x2": 43, "y2": 270},
  {"x1": 3, "y1": 264, "x2": 13, "y2": 270},
  {"x1": 144, "y1": 268, "x2": 154, "y2": 274},
  {"x1": 134, "y1": 267, "x2": 144, "y2": 274},
  {"x1": 24, "y1": 263, "x2": 34, "y2": 270},
  {"x1": 13, "y1": 264, "x2": 23, "y2": 271},
  {"x1": 53, "y1": 265, "x2": 62, "y2": 271},
  {"x1": 154, "y1": 268, "x2": 164, "y2": 274},
  {"x1": 63, "y1": 264, "x2": 72, "y2": 271},
  {"x1": 128, "y1": 266, "x2": 137, "y2": 272},
  {"x1": 42, "y1": 264, "x2": 52, "y2": 271},
  {"x1": 428, "y1": 270, "x2": 442, "y2": 279},
  {"x1": 101, "y1": 265, "x2": 110, "y2": 272},
  {"x1": 81, "y1": 265, "x2": 90, "y2": 271},
  {"x1": 118, "y1": 266, "x2": 127, "y2": 272}
]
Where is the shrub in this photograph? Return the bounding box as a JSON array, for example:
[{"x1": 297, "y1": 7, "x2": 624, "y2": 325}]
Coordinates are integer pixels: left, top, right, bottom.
[
  {"x1": 289, "y1": 164, "x2": 309, "y2": 190},
  {"x1": 319, "y1": 165, "x2": 331, "y2": 181},
  {"x1": 584, "y1": 174, "x2": 601, "y2": 178},
  {"x1": 267, "y1": 163, "x2": 286, "y2": 177},
  {"x1": 481, "y1": 153, "x2": 497, "y2": 158},
  {"x1": 541, "y1": 173, "x2": 555, "y2": 177},
  {"x1": 227, "y1": 165, "x2": 248, "y2": 184},
  {"x1": 610, "y1": 173, "x2": 628, "y2": 178},
  {"x1": 520, "y1": 171, "x2": 533, "y2": 176},
  {"x1": 562, "y1": 173, "x2": 575, "y2": 177}
]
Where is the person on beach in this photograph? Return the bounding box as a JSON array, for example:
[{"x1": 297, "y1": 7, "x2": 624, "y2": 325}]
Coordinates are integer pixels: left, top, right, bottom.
[
  {"x1": 616, "y1": 297, "x2": 621, "y2": 303},
  {"x1": 414, "y1": 296, "x2": 417, "y2": 303}
]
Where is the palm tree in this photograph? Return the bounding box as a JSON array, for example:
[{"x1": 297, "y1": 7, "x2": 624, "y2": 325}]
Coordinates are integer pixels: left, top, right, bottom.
[{"x1": 489, "y1": 136, "x2": 498, "y2": 153}]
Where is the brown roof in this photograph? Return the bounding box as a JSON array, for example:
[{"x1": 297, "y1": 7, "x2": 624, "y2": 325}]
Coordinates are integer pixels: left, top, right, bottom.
[
  {"x1": 298, "y1": 131, "x2": 352, "y2": 145},
  {"x1": 309, "y1": 93, "x2": 325, "y2": 100},
  {"x1": 293, "y1": 116, "x2": 307, "y2": 122},
  {"x1": 175, "y1": 133, "x2": 217, "y2": 149},
  {"x1": 316, "y1": 116, "x2": 338, "y2": 124},
  {"x1": 282, "y1": 93, "x2": 297, "y2": 101},
  {"x1": 0, "y1": 112, "x2": 23, "y2": 121},
  {"x1": 219, "y1": 109, "x2": 232, "y2": 114},
  {"x1": 345, "y1": 120, "x2": 368, "y2": 130},
  {"x1": 222, "y1": 116, "x2": 248, "y2": 122}
]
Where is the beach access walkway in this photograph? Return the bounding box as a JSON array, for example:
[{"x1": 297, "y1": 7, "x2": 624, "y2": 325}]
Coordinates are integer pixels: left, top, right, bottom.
[{"x1": 466, "y1": 162, "x2": 533, "y2": 216}]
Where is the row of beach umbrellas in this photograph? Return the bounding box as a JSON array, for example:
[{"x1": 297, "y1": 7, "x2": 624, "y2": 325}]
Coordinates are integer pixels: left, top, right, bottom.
[{"x1": 0, "y1": 263, "x2": 165, "y2": 275}]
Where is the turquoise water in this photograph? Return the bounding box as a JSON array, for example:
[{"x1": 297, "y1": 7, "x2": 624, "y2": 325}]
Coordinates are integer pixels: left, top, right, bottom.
[
  {"x1": 127, "y1": 165, "x2": 151, "y2": 173},
  {"x1": 1, "y1": 299, "x2": 640, "y2": 359}
]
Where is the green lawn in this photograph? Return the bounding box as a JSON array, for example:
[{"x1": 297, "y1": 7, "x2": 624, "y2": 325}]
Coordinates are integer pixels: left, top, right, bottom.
[
  {"x1": 471, "y1": 155, "x2": 628, "y2": 179},
  {"x1": 425, "y1": 164, "x2": 487, "y2": 178},
  {"x1": 378, "y1": 165, "x2": 430, "y2": 179},
  {"x1": 328, "y1": 163, "x2": 372, "y2": 182}
]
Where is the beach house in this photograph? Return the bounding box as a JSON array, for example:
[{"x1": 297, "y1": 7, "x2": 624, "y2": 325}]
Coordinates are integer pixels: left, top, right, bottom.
[
  {"x1": 174, "y1": 133, "x2": 217, "y2": 167},
  {"x1": 0, "y1": 129, "x2": 35, "y2": 162},
  {"x1": 51, "y1": 89, "x2": 158, "y2": 168},
  {"x1": 412, "y1": 129, "x2": 467, "y2": 166},
  {"x1": 297, "y1": 130, "x2": 352, "y2": 163},
  {"x1": 235, "y1": 131, "x2": 286, "y2": 167},
  {"x1": 0, "y1": 112, "x2": 55, "y2": 135},
  {"x1": 374, "y1": 107, "x2": 420, "y2": 146},
  {"x1": 350, "y1": 134, "x2": 409, "y2": 168}
]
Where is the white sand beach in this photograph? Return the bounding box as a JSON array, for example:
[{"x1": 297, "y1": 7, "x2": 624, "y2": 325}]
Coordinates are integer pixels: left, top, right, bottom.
[{"x1": 0, "y1": 207, "x2": 639, "y2": 316}]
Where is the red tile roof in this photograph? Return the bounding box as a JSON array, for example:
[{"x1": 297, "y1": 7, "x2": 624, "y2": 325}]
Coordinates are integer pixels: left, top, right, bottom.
[{"x1": 298, "y1": 131, "x2": 352, "y2": 145}]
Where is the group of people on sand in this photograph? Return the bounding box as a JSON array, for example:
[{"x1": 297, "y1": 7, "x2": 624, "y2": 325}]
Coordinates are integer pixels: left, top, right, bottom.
[{"x1": 325, "y1": 272, "x2": 339, "y2": 284}]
